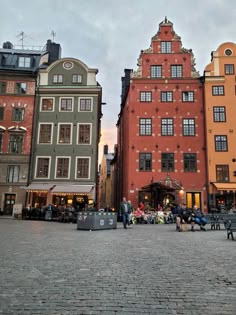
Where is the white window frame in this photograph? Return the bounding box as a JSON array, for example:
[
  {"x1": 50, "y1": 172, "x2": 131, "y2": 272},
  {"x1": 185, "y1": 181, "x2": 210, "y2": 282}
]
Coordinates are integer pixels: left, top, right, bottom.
[
  {"x1": 35, "y1": 156, "x2": 51, "y2": 179},
  {"x1": 18, "y1": 57, "x2": 31, "y2": 68},
  {"x1": 59, "y1": 97, "x2": 74, "y2": 112},
  {"x1": 72, "y1": 74, "x2": 82, "y2": 83},
  {"x1": 57, "y1": 123, "x2": 73, "y2": 145},
  {"x1": 75, "y1": 156, "x2": 91, "y2": 180},
  {"x1": 78, "y1": 96, "x2": 93, "y2": 112},
  {"x1": 53, "y1": 74, "x2": 63, "y2": 83},
  {"x1": 40, "y1": 97, "x2": 55, "y2": 112},
  {"x1": 77, "y1": 123, "x2": 92, "y2": 145},
  {"x1": 37, "y1": 123, "x2": 53, "y2": 144},
  {"x1": 54, "y1": 156, "x2": 71, "y2": 179}
]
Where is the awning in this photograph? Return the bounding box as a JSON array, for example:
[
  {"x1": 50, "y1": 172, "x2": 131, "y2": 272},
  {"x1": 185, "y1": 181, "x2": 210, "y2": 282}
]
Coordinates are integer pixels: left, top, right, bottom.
[
  {"x1": 212, "y1": 183, "x2": 236, "y2": 191},
  {"x1": 25, "y1": 184, "x2": 55, "y2": 192},
  {"x1": 51, "y1": 185, "x2": 94, "y2": 194}
]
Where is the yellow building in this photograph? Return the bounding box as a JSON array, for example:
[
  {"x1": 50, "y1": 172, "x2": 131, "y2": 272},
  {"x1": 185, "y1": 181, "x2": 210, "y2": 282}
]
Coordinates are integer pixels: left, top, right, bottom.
[
  {"x1": 98, "y1": 145, "x2": 114, "y2": 210},
  {"x1": 204, "y1": 42, "x2": 236, "y2": 211}
]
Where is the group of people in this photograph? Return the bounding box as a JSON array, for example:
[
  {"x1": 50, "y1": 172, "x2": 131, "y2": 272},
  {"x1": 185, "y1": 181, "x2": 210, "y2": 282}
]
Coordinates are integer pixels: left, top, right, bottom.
[
  {"x1": 120, "y1": 197, "x2": 208, "y2": 231},
  {"x1": 176, "y1": 203, "x2": 207, "y2": 232}
]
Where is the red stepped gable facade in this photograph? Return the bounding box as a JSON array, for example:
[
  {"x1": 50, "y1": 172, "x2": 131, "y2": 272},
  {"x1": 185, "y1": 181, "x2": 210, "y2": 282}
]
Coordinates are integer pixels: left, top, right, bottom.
[{"x1": 116, "y1": 18, "x2": 207, "y2": 211}]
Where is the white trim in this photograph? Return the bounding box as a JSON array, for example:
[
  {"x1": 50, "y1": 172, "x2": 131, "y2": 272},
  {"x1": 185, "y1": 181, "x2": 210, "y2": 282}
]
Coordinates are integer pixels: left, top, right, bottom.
[
  {"x1": 77, "y1": 123, "x2": 92, "y2": 145},
  {"x1": 59, "y1": 97, "x2": 74, "y2": 112},
  {"x1": 57, "y1": 123, "x2": 73, "y2": 145},
  {"x1": 78, "y1": 96, "x2": 93, "y2": 112},
  {"x1": 0, "y1": 125, "x2": 6, "y2": 130},
  {"x1": 75, "y1": 156, "x2": 91, "y2": 180},
  {"x1": 37, "y1": 123, "x2": 53, "y2": 144},
  {"x1": 35, "y1": 156, "x2": 51, "y2": 179},
  {"x1": 54, "y1": 156, "x2": 71, "y2": 179},
  {"x1": 40, "y1": 97, "x2": 55, "y2": 112}
]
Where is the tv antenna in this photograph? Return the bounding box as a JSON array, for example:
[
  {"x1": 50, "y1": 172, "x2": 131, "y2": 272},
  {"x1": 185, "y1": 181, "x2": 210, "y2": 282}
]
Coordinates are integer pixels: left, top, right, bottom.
[
  {"x1": 51, "y1": 30, "x2": 56, "y2": 42},
  {"x1": 17, "y1": 31, "x2": 27, "y2": 48}
]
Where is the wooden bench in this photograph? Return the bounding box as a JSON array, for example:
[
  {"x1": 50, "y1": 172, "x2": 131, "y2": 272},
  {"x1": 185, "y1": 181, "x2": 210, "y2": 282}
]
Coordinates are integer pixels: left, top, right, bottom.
[{"x1": 224, "y1": 218, "x2": 236, "y2": 240}]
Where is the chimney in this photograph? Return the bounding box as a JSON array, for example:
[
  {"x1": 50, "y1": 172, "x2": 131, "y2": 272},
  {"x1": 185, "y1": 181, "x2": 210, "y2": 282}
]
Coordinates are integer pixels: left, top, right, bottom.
[
  {"x1": 104, "y1": 145, "x2": 108, "y2": 155},
  {"x1": 3, "y1": 41, "x2": 13, "y2": 49},
  {"x1": 46, "y1": 39, "x2": 61, "y2": 65},
  {"x1": 121, "y1": 69, "x2": 132, "y2": 102}
]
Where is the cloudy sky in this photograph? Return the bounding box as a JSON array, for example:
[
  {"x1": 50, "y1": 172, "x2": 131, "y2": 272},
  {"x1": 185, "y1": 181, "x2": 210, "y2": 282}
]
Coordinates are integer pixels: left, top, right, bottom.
[{"x1": 1, "y1": 0, "x2": 236, "y2": 160}]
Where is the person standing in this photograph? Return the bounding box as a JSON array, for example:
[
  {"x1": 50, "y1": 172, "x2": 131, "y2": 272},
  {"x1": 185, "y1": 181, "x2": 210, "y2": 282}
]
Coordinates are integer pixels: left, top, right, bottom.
[{"x1": 120, "y1": 197, "x2": 131, "y2": 229}]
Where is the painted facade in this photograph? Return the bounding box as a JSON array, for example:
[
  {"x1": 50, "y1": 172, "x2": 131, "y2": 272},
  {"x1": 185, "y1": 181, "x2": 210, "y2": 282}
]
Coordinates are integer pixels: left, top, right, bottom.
[
  {"x1": 27, "y1": 57, "x2": 102, "y2": 210},
  {"x1": 116, "y1": 18, "x2": 207, "y2": 211},
  {"x1": 0, "y1": 44, "x2": 47, "y2": 214},
  {"x1": 204, "y1": 42, "x2": 236, "y2": 211}
]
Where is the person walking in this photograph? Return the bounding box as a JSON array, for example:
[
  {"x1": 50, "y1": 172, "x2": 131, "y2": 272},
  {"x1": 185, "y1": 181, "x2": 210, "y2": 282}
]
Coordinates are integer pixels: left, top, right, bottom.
[{"x1": 120, "y1": 197, "x2": 131, "y2": 229}]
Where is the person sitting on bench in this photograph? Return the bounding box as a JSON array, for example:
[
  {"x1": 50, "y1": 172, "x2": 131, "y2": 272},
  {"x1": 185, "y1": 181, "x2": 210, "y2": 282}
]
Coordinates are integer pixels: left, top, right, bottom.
[
  {"x1": 192, "y1": 205, "x2": 207, "y2": 231},
  {"x1": 176, "y1": 203, "x2": 195, "y2": 232}
]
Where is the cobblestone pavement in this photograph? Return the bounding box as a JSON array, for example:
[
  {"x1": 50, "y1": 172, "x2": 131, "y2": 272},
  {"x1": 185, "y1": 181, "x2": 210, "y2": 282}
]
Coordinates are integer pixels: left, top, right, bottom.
[{"x1": 0, "y1": 219, "x2": 235, "y2": 315}]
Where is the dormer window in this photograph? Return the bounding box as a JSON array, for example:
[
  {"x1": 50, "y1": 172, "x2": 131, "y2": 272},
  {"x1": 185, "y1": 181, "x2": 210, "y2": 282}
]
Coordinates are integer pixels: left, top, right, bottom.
[{"x1": 18, "y1": 57, "x2": 31, "y2": 68}]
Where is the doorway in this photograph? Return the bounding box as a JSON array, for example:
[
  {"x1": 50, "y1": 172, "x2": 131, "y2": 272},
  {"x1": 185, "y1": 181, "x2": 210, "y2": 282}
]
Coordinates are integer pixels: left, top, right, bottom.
[
  {"x1": 4, "y1": 194, "x2": 16, "y2": 215},
  {"x1": 186, "y1": 192, "x2": 201, "y2": 209}
]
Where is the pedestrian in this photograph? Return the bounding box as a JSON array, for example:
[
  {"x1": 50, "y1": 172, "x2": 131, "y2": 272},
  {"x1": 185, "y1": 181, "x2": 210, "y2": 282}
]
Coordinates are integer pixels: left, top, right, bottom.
[
  {"x1": 128, "y1": 200, "x2": 133, "y2": 225},
  {"x1": 120, "y1": 197, "x2": 131, "y2": 229}
]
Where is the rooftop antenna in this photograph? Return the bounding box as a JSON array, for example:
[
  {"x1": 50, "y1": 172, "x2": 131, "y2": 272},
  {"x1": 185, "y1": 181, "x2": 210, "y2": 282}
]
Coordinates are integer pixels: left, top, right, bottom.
[
  {"x1": 17, "y1": 31, "x2": 27, "y2": 49},
  {"x1": 51, "y1": 30, "x2": 56, "y2": 42}
]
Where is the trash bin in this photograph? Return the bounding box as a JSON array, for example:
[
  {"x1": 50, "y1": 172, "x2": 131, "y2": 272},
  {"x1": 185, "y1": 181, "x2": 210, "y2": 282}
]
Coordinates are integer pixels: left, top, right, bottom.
[
  {"x1": 45, "y1": 210, "x2": 52, "y2": 221},
  {"x1": 77, "y1": 211, "x2": 117, "y2": 230}
]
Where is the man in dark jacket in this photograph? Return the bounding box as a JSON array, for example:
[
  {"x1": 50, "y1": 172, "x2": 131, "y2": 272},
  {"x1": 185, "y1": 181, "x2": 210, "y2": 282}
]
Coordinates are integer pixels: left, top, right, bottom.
[{"x1": 176, "y1": 203, "x2": 195, "y2": 232}]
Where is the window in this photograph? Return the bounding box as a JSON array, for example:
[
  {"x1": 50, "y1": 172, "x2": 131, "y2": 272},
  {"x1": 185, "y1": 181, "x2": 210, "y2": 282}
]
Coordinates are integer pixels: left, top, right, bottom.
[
  {"x1": 213, "y1": 106, "x2": 226, "y2": 122},
  {"x1": 182, "y1": 91, "x2": 194, "y2": 102},
  {"x1": 39, "y1": 124, "x2": 52, "y2": 144},
  {"x1": 12, "y1": 108, "x2": 25, "y2": 121},
  {"x1": 161, "y1": 91, "x2": 173, "y2": 102},
  {"x1": 53, "y1": 74, "x2": 63, "y2": 83},
  {"x1": 15, "y1": 83, "x2": 27, "y2": 94},
  {"x1": 72, "y1": 74, "x2": 82, "y2": 83},
  {"x1": 139, "y1": 118, "x2": 152, "y2": 135},
  {"x1": 216, "y1": 165, "x2": 229, "y2": 182},
  {"x1": 161, "y1": 153, "x2": 174, "y2": 171},
  {"x1": 171, "y1": 65, "x2": 182, "y2": 78},
  {"x1": 212, "y1": 86, "x2": 224, "y2": 95},
  {"x1": 182, "y1": 119, "x2": 195, "y2": 136},
  {"x1": 0, "y1": 82, "x2": 6, "y2": 93},
  {"x1": 76, "y1": 157, "x2": 90, "y2": 178},
  {"x1": 225, "y1": 64, "x2": 234, "y2": 75},
  {"x1": 139, "y1": 153, "x2": 152, "y2": 171},
  {"x1": 161, "y1": 42, "x2": 171, "y2": 53},
  {"x1": 58, "y1": 124, "x2": 71, "y2": 144},
  {"x1": 7, "y1": 165, "x2": 20, "y2": 183},
  {"x1": 9, "y1": 134, "x2": 23, "y2": 153},
  {"x1": 150, "y1": 66, "x2": 162, "y2": 78},
  {"x1": 184, "y1": 153, "x2": 197, "y2": 172},
  {"x1": 78, "y1": 124, "x2": 91, "y2": 144},
  {"x1": 60, "y1": 98, "x2": 73, "y2": 111},
  {"x1": 18, "y1": 57, "x2": 31, "y2": 68},
  {"x1": 79, "y1": 98, "x2": 92, "y2": 111},
  {"x1": 41, "y1": 98, "x2": 54, "y2": 111},
  {"x1": 0, "y1": 133, "x2": 3, "y2": 151},
  {"x1": 161, "y1": 118, "x2": 173, "y2": 136},
  {"x1": 55, "y1": 157, "x2": 70, "y2": 178},
  {"x1": 215, "y1": 135, "x2": 228, "y2": 151},
  {"x1": 0, "y1": 107, "x2": 4, "y2": 121},
  {"x1": 140, "y1": 92, "x2": 152, "y2": 102},
  {"x1": 36, "y1": 157, "x2": 50, "y2": 178}
]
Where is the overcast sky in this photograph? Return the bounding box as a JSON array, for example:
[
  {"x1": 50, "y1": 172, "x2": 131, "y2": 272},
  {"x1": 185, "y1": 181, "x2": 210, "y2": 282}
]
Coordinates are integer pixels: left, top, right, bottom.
[{"x1": 1, "y1": 0, "x2": 236, "y2": 160}]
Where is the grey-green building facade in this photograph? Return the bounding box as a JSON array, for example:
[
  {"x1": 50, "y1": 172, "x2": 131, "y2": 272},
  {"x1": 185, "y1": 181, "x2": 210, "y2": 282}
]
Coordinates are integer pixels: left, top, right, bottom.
[{"x1": 27, "y1": 57, "x2": 102, "y2": 210}]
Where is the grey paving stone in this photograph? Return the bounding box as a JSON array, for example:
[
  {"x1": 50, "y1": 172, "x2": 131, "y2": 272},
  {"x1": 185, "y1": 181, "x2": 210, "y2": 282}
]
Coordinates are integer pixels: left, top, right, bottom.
[{"x1": 0, "y1": 219, "x2": 235, "y2": 315}]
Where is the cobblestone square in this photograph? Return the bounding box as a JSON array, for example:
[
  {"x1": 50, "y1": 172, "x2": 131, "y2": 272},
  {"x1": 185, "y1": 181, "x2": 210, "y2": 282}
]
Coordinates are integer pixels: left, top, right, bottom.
[{"x1": 0, "y1": 219, "x2": 235, "y2": 315}]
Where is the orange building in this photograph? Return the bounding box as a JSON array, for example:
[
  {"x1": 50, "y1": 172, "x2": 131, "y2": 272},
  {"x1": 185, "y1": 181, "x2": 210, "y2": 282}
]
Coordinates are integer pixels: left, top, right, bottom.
[
  {"x1": 204, "y1": 42, "x2": 236, "y2": 211},
  {"x1": 116, "y1": 18, "x2": 207, "y2": 211}
]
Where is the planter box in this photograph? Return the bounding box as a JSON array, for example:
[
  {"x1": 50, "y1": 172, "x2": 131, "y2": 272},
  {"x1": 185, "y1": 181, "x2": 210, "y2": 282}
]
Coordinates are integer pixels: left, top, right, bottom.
[{"x1": 77, "y1": 212, "x2": 117, "y2": 230}]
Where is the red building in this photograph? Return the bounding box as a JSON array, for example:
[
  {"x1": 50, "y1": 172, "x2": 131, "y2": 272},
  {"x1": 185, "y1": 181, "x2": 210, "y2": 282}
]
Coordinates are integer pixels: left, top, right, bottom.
[{"x1": 116, "y1": 18, "x2": 207, "y2": 211}]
